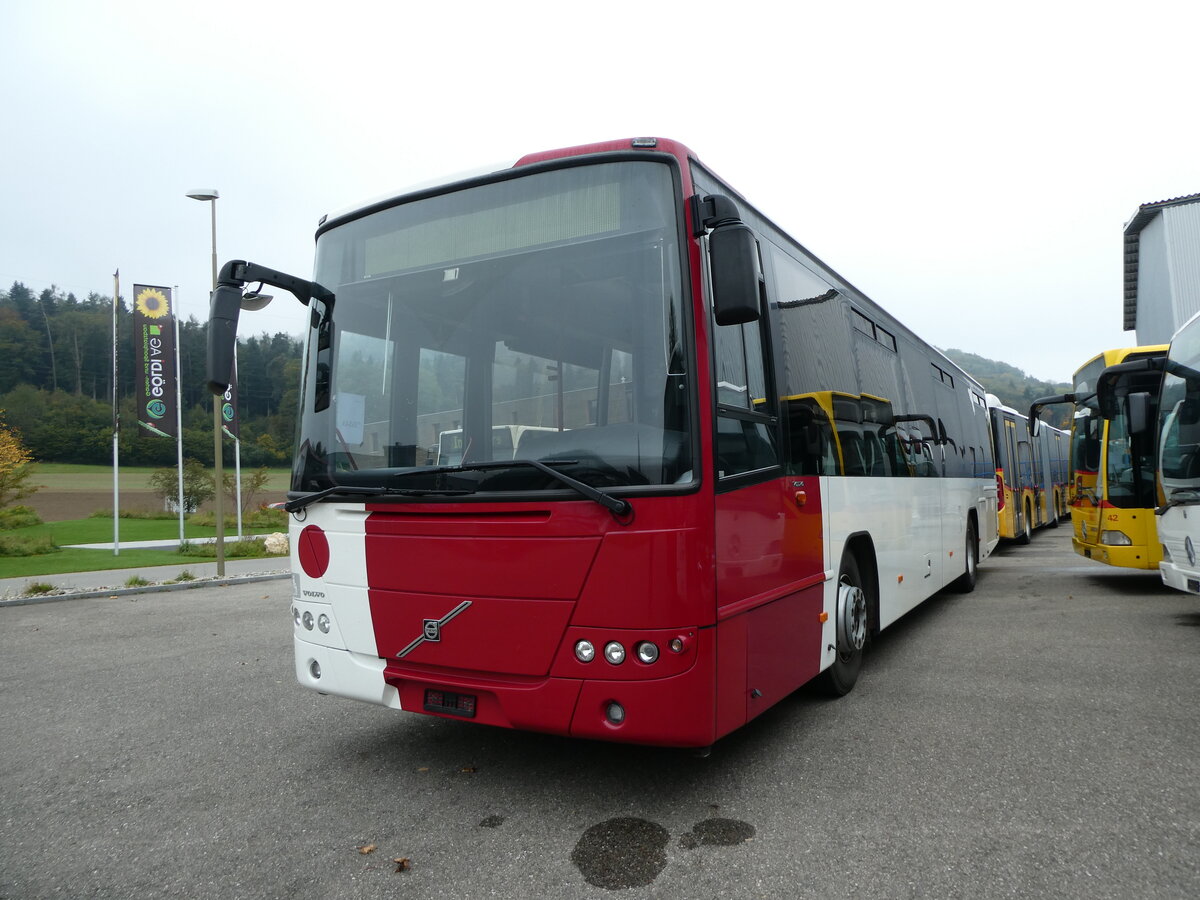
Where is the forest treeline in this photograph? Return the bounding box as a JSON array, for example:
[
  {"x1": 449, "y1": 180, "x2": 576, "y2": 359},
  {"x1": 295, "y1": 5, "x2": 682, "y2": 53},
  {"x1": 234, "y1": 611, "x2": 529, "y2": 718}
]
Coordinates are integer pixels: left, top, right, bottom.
[
  {"x1": 1, "y1": 282, "x2": 1073, "y2": 466},
  {"x1": 1, "y1": 282, "x2": 301, "y2": 467},
  {"x1": 942, "y1": 349, "x2": 1072, "y2": 429}
]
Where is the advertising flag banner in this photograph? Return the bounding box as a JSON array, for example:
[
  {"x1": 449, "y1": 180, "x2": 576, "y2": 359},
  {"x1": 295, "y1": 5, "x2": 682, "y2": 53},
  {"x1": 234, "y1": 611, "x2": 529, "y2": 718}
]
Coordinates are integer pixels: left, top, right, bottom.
[{"x1": 133, "y1": 284, "x2": 177, "y2": 438}]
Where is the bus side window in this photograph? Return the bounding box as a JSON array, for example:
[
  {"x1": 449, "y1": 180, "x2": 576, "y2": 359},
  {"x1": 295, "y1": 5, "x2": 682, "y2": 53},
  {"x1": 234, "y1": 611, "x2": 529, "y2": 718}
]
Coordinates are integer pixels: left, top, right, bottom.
[
  {"x1": 785, "y1": 398, "x2": 838, "y2": 475},
  {"x1": 716, "y1": 416, "x2": 777, "y2": 477}
]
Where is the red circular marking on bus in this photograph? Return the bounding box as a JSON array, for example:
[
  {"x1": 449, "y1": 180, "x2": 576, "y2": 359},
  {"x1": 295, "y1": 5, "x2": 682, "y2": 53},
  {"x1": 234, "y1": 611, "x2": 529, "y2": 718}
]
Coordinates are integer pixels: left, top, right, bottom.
[{"x1": 298, "y1": 525, "x2": 330, "y2": 577}]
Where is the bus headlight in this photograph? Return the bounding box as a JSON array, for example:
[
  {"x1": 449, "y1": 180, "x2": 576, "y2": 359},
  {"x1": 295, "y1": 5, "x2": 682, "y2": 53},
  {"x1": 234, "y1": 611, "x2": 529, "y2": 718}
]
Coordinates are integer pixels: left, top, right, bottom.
[
  {"x1": 1100, "y1": 530, "x2": 1133, "y2": 546},
  {"x1": 604, "y1": 641, "x2": 626, "y2": 665},
  {"x1": 574, "y1": 640, "x2": 596, "y2": 663},
  {"x1": 635, "y1": 642, "x2": 659, "y2": 664}
]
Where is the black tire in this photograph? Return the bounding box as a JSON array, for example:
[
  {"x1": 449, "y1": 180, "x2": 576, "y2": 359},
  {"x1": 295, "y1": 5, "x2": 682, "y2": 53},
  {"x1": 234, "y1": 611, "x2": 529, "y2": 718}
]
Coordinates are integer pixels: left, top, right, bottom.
[
  {"x1": 1016, "y1": 502, "x2": 1032, "y2": 545},
  {"x1": 950, "y1": 519, "x2": 978, "y2": 593},
  {"x1": 1049, "y1": 492, "x2": 1060, "y2": 528},
  {"x1": 820, "y1": 553, "x2": 868, "y2": 697}
]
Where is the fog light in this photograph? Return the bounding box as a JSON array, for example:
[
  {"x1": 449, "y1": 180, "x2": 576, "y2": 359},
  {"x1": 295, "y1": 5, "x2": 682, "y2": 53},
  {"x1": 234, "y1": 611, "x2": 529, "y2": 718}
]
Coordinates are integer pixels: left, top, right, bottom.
[
  {"x1": 317, "y1": 613, "x2": 331, "y2": 634},
  {"x1": 292, "y1": 607, "x2": 301, "y2": 625},
  {"x1": 574, "y1": 640, "x2": 596, "y2": 663},
  {"x1": 604, "y1": 641, "x2": 626, "y2": 665},
  {"x1": 636, "y1": 641, "x2": 659, "y2": 664},
  {"x1": 302, "y1": 610, "x2": 314, "y2": 630},
  {"x1": 309, "y1": 660, "x2": 322, "y2": 679},
  {"x1": 606, "y1": 701, "x2": 625, "y2": 724}
]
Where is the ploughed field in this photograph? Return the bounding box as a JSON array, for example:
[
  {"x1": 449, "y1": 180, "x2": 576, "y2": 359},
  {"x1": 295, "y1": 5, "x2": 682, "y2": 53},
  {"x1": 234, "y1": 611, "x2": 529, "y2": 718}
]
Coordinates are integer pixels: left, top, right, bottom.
[{"x1": 19, "y1": 466, "x2": 289, "y2": 522}]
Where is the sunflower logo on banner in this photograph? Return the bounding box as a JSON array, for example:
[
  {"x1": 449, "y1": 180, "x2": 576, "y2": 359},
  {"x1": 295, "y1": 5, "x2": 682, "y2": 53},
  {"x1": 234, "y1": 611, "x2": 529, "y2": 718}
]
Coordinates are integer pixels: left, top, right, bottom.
[
  {"x1": 135, "y1": 287, "x2": 171, "y2": 319},
  {"x1": 133, "y1": 284, "x2": 178, "y2": 438}
]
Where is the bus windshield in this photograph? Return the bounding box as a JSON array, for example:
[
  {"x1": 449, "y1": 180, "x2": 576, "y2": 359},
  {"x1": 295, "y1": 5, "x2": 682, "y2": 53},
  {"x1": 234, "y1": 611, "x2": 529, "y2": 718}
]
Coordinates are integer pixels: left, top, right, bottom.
[
  {"x1": 1160, "y1": 320, "x2": 1200, "y2": 494},
  {"x1": 293, "y1": 160, "x2": 692, "y2": 497}
]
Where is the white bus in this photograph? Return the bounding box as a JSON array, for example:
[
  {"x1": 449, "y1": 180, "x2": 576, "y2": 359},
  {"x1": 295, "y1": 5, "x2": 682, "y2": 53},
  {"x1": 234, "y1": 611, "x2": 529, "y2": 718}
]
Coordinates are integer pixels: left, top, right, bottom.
[{"x1": 1154, "y1": 311, "x2": 1200, "y2": 593}]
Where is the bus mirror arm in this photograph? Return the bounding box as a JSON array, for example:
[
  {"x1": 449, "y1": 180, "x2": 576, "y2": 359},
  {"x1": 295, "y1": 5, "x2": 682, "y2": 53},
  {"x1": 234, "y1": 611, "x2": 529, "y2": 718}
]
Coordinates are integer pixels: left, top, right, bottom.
[
  {"x1": 894, "y1": 413, "x2": 937, "y2": 441},
  {"x1": 1028, "y1": 393, "x2": 1077, "y2": 435},
  {"x1": 206, "y1": 259, "x2": 336, "y2": 395}
]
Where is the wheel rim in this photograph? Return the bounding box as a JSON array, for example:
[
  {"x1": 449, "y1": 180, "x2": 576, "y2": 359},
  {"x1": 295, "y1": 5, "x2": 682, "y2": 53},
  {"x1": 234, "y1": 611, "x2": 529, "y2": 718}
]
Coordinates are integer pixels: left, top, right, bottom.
[{"x1": 837, "y1": 575, "x2": 867, "y2": 652}]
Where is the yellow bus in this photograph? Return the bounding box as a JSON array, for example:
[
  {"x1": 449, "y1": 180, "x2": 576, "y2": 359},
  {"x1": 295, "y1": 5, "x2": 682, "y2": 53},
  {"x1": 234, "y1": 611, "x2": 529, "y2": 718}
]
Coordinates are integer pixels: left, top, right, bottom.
[{"x1": 1031, "y1": 345, "x2": 1168, "y2": 569}]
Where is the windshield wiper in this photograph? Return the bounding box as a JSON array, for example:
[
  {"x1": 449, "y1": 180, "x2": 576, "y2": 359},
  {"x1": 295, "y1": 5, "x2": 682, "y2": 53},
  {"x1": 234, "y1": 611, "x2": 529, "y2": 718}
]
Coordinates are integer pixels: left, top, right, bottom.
[
  {"x1": 1157, "y1": 488, "x2": 1200, "y2": 516},
  {"x1": 391, "y1": 459, "x2": 633, "y2": 518},
  {"x1": 283, "y1": 459, "x2": 633, "y2": 519},
  {"x1": 281, "y1": 483, "x2": 474, "y2": 513}
]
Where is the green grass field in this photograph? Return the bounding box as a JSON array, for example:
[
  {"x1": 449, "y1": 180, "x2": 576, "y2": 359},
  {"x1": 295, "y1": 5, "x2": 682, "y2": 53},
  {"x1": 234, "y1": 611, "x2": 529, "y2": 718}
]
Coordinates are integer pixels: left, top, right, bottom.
[
  {"x1": 1, "y1": 465, "x2": 292, "y2": 580},
  {"x1": 0, "y1": 543, "x2": 285, "y2": 579}
]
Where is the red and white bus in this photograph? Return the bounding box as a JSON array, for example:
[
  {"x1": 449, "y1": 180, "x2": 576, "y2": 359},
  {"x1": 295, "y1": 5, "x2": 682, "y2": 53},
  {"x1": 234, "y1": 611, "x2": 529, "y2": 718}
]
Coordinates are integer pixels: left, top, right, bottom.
[{"x1": 208, "y1": 138, "x2": 998, "y2": 748}]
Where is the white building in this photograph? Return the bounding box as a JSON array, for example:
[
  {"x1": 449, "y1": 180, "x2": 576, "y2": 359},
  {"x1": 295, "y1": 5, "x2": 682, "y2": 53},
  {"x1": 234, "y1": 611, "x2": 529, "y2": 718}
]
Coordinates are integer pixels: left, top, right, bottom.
[{"x1": 1124, "y1": 192, "x2": 1200, "y2": 345}]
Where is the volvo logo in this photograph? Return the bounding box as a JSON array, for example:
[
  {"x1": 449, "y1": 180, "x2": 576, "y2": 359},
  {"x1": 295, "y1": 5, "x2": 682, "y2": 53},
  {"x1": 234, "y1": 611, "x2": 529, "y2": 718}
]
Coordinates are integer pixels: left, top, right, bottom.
[{"x1": 398, "y1": 601, "x2": 472, "y2": 658}]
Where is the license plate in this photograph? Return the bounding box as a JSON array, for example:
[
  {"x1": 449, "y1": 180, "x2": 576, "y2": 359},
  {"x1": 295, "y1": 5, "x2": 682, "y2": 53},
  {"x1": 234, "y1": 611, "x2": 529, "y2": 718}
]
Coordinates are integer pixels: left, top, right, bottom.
[{"x1": 424, "y1": 689, "x2": 476, "y2": 718}]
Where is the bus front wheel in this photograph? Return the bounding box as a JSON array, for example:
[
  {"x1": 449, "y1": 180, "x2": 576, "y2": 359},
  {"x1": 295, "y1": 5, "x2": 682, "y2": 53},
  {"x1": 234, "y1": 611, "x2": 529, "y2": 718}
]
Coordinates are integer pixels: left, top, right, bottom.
[{"x1": 820, "y1": 553, "x2": 867, "y2": 697}]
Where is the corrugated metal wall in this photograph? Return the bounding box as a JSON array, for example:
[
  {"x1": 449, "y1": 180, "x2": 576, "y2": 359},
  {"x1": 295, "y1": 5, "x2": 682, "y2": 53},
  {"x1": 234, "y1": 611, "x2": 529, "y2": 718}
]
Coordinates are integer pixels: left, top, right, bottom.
[
  {"x1": 1136, "y1": 202, "x2": 1200, "y2": 344},
  {"x1": 1166, "y1": 203, "x2": 1200, "y2": 334}
]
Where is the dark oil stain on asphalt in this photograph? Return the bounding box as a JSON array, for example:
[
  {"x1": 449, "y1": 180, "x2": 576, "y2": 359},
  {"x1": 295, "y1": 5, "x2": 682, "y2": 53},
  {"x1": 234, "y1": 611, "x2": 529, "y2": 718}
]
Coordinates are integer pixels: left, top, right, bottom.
[
  {"x1": 478, "y1": 815, "x2": 506, "y2": 828},
  {"x1": 570, "y1": 817, "x2": 670, "y2": 889},
  {"x1": 571, "y1": 816, "x2": 755, "y2": 888},
  {"x1": 679, "y1": 817, "x2": 756, "y2": 849}
]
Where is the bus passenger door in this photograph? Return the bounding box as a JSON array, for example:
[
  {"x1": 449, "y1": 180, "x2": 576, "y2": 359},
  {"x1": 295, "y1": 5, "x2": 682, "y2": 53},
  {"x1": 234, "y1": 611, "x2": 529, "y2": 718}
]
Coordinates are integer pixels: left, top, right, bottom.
[
  {"x1": 1004, "y1": 420, "x2": 1026, "y2": 537},
  {"x1": 710, "y1": 295, "x2": 824, "y2": 732}
]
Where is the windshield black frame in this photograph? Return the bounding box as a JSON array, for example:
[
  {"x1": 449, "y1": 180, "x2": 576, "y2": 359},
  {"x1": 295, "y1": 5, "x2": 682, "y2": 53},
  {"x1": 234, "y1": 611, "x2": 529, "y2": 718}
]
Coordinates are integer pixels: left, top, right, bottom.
[{"x1": 292, "y1": 154, "x2": 697, "y2": 503}]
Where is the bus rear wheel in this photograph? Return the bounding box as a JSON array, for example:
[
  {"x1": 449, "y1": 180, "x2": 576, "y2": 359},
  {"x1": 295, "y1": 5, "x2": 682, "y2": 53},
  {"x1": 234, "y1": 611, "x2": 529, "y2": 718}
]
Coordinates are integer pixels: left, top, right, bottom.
[
  {"x1": 820, "y1": 553, "x2": 868, "y2": 697},
  {"x1": 1017, "y1": 503, "x2": 1033, "y2": 545},
  {"x1": 950, "y1": 519, "x2": 978, "y2": 593}
]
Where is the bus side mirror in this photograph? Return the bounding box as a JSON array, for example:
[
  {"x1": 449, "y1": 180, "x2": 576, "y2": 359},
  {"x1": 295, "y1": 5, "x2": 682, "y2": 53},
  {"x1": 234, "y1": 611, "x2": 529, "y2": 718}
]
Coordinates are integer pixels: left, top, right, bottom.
[
  {"x1": 710, "y1": 222, "x2": 761, "y2": 326},
  {"x1": 1127, "y1": 391, "x2": 1151, "y2": 436},
  {"x1": 697, "y1": 192, "x2": 762, "y2": 327},
  {"x1": 1029, "y1": 416, "x2": 1042, "y2": 438},
  {"x1": 206, "y1": 282, "x2": 244, "y2": 394}
]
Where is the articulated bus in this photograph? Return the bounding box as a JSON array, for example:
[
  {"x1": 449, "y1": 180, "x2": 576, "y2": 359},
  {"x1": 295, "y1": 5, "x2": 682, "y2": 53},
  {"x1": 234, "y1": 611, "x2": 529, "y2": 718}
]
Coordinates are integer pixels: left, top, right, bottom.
[
  {"x1": 987, "y1": 396, "x2": 1069, "y2": 543},
  {"x1": 207, "y1": 138, "x2": 997, "y2": 748},
  {"x1": 1031, "y1": 345, "x2": 1168, "y2": 569}
]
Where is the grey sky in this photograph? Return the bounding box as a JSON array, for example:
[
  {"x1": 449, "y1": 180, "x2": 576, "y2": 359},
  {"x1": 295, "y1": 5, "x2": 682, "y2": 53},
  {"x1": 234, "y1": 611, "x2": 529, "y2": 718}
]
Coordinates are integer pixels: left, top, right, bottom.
[{"x1": 3, "y1": 0, "x2": 1195, "y2": 384}]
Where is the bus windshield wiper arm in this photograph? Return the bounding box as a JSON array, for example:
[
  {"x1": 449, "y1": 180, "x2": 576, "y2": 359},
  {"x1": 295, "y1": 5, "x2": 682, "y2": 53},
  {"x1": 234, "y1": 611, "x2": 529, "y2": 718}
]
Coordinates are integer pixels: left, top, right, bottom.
[
  {"x1": 285, "y1": 460, "x2": 633, "y2": 518},
  {"x1": 282, "y1": 483, "x2": 473, "y2": 513},
  {"x1": 443, "y1": 459, "x2": 633, "y2": 517},
  {"x1": 1157, "y1": 488, "x2": 1200, "y2": 516}
]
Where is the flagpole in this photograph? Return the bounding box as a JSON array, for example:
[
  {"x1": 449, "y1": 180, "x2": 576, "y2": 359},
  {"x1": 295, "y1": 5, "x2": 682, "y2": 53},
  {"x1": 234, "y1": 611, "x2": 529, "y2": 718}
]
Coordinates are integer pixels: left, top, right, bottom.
[
  {"x1": 174, "y1": 286, "x2": 185, "y2": 546},
  {"x1": 233, "y1": 347, "x2": 242, "y2": 540},
  {"x1": 112, "y1": 270, "x2": 120, "y2": 556}
]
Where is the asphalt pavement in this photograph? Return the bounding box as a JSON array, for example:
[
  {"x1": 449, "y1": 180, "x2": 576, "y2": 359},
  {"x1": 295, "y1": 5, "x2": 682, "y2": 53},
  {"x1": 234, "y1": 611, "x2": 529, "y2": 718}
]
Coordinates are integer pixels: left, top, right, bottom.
[{"x1": 2, "y1": 526, "x2": 1197, "y2": 899}]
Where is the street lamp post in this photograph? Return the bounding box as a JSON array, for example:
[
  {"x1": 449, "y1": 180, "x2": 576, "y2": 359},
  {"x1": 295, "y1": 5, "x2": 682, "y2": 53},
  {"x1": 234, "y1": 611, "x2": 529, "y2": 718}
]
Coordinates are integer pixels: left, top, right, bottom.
[{"x1": 186, "y1": 188, "x2": 225, "y2": 576}]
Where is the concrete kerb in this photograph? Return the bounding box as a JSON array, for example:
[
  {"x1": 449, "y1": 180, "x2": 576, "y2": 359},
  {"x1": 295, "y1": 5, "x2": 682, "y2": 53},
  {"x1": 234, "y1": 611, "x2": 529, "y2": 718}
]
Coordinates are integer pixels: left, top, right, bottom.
[{"x1": 0, "y1": 571, "x2": 290, "y2": 607}]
